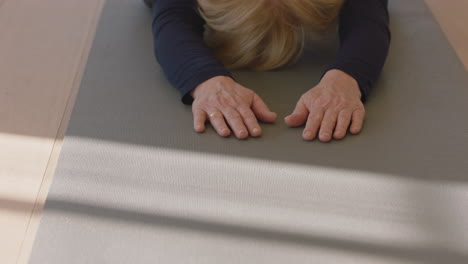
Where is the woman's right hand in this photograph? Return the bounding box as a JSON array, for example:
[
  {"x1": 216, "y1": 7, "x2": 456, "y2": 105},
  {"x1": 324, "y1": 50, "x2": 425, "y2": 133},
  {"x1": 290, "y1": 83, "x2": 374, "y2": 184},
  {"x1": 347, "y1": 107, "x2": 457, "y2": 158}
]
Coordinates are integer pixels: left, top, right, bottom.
[{"x1": 191, "y1": 76, "x2": 277, "y2": 139}]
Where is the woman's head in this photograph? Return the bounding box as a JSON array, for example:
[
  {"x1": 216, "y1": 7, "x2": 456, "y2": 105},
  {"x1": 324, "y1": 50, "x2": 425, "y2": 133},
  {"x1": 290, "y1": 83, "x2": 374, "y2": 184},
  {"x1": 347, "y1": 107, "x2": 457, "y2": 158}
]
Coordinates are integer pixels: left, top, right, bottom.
[{"x1": 198, "y1": 0, "x2": 344, "y2": 71}]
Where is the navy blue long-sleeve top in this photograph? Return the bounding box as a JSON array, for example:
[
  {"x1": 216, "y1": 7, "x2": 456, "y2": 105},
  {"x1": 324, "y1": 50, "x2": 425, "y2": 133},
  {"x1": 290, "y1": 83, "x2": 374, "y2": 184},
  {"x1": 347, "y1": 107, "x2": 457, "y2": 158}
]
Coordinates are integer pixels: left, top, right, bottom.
[{"x1": 151, "y1": 0, "x2": 390, "y2": 105}]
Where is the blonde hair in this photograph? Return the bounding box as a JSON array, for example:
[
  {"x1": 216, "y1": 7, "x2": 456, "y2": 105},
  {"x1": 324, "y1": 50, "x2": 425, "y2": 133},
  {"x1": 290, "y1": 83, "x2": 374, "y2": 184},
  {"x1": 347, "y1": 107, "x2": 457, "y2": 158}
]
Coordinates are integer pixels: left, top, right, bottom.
[{"x1": 197, "y1": 0, "x2": 344, "y2": 71}]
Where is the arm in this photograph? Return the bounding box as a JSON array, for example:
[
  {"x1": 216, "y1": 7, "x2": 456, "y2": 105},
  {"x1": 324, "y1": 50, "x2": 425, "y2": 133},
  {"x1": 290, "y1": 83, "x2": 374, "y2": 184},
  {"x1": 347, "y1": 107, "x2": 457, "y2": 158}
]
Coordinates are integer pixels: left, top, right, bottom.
[
  {"x1": 285, "y1": 0, "x2": 390, "y2": 141},
  {"x1": 326, "y1": 0, "x2": 391, "y2": 102},
  {"x1": 152, "y1": 0, "x2": 276, "y2": 139},
  {"x1": 152, "y1": 0, "x2": 232, "y2": 104}
]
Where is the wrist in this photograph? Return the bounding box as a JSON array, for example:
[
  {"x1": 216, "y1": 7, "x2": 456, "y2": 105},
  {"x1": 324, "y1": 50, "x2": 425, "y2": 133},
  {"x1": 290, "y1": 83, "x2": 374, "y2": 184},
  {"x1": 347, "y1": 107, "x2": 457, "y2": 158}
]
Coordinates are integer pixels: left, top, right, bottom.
[
  {"x1": 191, "y1": 76, "x2": 233, "y2": 99},
  {"x1": 321, "y1": 69, "x2": 361, "y2": 98},
  {"x1": 321, "y1": 69, "x2": 355, "y2": 84}
]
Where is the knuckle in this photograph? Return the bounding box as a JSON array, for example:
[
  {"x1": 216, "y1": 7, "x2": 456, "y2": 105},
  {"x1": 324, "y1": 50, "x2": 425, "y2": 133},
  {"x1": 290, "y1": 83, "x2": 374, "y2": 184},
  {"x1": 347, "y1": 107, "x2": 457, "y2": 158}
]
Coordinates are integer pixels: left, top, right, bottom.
[
  {"x1": 340, "y1": 110, "x2": 353, "y2": 116},
  {"x1": 336, "y1": 102, "x2": 349, "y2": 110},
  {"x1": 328, "y1": 109, "x2": 340, "y2": 116},
  {"x1": 237, "y1": 106, "x2": 252, "y2": 116},
  {"x1": 338, "y1": 122, "x2": 348, "y2": 130},
  {"x1": 244, "y1": 118, "x2": 257, "y2": 126},
  {"x1": 331, "y1": 97, "x2": 342, "y2": 106},
  {"x1": 328, "y1": 116, "x2": 339, "y2": 123},
  {"x1": 241, "y1": 89, "x2": 254, "y2": 98},
  {"x1": 229, "y1": 99, "x2": 243, "y2": 108},
  {"x1": 192, "y1": 105, "x2": 202, "y2": 112},
  {"x1": 343, "y1": 107, "x2": 354, "y2": 113},
  {"x1": 321, "y1": 121, "x2": 333, "y2": 129},
  {"x1": 355, "y1": 108, "x2": 365, "y2": 116},
  {"x1": 313, "y1": 96, "x2": 330, "y2": 107},
  {"x1": 209, "y1": 95, "x2": 229, "y2": 107},
  {"x1": 192, "y1": 100, "x2": 206, "y2": 109},
  {"x1": 207, "y1": 97, "x2": 218, "y2": 106},
  {"x1": 300, "y1": 94, "x2": 312, "y2": 104},
  {"x1": 225, "y1": 112, "x2": 241, "y2": 119},
  {"x1": 333, "y1": 96, "x2": 351, "y2": 108},
  {"x1": 355, "y1": 102, "x2": 365, "y2": 111},
  {"x1": 308, "y1": 113, "x2": 322, "y2": 121},
  {"x1": 192, "y1": 103, "x2": 208, "y2": 113}
]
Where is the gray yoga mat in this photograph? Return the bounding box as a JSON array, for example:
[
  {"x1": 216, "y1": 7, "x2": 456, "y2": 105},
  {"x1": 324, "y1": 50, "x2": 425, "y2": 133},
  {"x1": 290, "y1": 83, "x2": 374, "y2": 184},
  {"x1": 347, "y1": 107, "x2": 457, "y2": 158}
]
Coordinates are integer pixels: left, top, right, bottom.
[{"x1": 30, "y1": 0, "x2": 468, "y2": 263}]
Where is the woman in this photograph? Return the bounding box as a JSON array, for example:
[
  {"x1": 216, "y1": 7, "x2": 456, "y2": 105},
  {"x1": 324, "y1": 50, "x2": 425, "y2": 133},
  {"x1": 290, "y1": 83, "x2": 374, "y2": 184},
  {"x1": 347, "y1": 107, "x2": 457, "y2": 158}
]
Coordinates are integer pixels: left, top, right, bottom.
[{"x1": 146, "y1": 0, "x2": 390, "y2": 142}]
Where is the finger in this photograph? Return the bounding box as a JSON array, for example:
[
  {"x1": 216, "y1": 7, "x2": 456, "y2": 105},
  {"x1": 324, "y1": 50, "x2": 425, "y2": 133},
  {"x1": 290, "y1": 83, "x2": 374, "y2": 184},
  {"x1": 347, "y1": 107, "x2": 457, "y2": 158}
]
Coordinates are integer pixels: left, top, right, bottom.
[
  {"x1": 221, "y1": 107, "x2": 249, "y2": 139},
  {"x1": 193, "y1": 108, "x2": 207, "y2": 133},
  {"x1": 251, "y1": 93, "x2": 277, "y2": 123},
  {"x1": 207, "y1": 109, "x2": 231, "y2": 137},
  {"x1": 303, "y1": 108, "x2": 325, "y2": 141},
  {"x1": 350, "y1": 109, "x2": 365, "y2": 134},
  {"x1": 285, "y1": 100, "x2": 309, "y2": 127},
  {"x1": 333, "y1": 111, "x2": 352, "y2": 140},
  {"x1": 318, "y1": 110, "x2": 339, "y2": 142},
  {"x1": 238, "y1": 106, "x2": 262, "y2": 137}
]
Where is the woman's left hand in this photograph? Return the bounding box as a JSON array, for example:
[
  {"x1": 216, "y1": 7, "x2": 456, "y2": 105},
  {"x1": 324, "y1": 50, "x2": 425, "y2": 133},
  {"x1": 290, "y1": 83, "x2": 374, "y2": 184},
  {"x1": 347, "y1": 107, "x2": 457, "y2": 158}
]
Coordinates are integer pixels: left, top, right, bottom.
[{"x1": 285, "y1": 69, "x2": 366, "y2": 142}]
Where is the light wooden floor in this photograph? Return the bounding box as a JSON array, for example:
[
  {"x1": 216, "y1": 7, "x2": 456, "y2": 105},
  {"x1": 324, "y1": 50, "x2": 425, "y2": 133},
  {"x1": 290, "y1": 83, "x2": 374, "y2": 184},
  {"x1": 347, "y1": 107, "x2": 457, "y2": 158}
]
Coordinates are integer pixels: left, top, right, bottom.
[{"x1": 0, "y1": 0, "x2": 467, "y2": 263}]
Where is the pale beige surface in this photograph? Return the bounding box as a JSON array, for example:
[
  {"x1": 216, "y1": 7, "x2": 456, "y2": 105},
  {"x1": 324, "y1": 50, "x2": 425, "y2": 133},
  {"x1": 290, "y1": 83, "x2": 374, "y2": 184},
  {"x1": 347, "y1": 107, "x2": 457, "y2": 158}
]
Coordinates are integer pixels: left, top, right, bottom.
[
  {"x1": 426, "y1": 0, "x2": 468, "y2": 70},
  {"x1": 0, "y1": 0, "x2": 466, "y2": 264},
  {"x1": 0, "y1": 0, "x2": 104, "y2": 263}
]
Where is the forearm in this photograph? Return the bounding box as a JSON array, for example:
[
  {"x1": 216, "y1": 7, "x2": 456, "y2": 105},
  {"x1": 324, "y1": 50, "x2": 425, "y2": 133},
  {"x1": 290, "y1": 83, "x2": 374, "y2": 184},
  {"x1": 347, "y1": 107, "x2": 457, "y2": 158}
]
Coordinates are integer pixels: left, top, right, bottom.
[{"x1": 326, "y1": 0, "x2": 391, "y2": 102}]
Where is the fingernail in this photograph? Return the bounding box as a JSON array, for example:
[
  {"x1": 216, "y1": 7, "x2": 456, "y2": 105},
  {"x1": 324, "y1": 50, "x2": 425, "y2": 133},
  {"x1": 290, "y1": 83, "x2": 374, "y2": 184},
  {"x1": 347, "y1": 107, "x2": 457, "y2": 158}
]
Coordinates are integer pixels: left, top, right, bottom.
[
  {"x1": 252, "y1": 128, "x2": 259, "y2": 134},
  {"x1": 304, "y1": 131, "x2": 313, "y2": 138}
]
